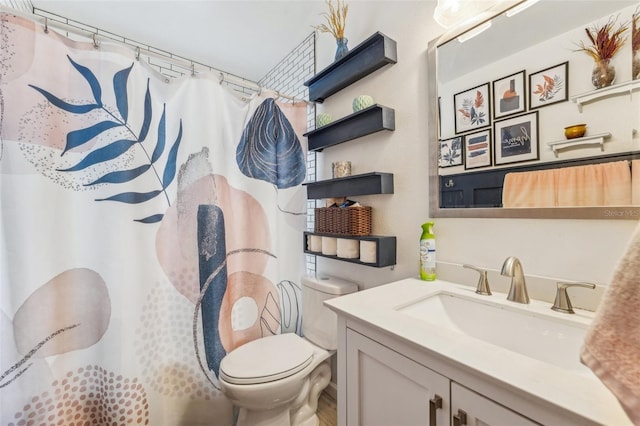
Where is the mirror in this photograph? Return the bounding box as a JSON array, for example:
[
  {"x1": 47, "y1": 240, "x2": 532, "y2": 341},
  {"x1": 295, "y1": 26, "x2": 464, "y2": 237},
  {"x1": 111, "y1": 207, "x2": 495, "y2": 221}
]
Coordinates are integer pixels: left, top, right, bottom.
[{"x1": 428, "y1": 0, "x2": 640, "y2": 220}]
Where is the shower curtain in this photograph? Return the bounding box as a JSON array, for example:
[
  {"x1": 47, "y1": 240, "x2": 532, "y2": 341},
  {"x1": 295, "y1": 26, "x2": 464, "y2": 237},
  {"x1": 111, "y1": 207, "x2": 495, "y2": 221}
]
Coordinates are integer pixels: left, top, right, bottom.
[{"x1": 0, "y1": 12, "x2": 307, "y2": 425}]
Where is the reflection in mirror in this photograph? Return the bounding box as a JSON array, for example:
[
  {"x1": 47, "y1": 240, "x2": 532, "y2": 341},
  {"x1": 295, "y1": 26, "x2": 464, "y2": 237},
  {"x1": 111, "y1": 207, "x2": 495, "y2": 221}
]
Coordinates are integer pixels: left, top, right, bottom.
[{"x1": 428, "y1": 0, "x2": 640, "y2": 220}]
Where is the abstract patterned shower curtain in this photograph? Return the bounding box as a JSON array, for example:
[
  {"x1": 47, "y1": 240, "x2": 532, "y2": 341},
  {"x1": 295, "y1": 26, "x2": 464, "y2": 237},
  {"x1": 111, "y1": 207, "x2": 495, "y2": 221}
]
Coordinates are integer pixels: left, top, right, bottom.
[{"x1": 0, "y1": 12, "x2": 307, "y2": 425}]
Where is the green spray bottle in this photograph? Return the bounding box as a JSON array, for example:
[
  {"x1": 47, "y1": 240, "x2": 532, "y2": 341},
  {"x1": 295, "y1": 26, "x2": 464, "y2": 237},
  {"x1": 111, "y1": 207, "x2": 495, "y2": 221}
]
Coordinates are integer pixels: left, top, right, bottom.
[{"x1": 420, "y1": 222, "x2": 436, "y2": 281}]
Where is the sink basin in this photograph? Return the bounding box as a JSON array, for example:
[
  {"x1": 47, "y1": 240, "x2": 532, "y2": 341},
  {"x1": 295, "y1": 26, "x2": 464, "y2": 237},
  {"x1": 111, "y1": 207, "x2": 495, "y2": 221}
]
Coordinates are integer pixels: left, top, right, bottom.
[{"x1": 397, "y1": 291, "x2": 589, "y2": 372}]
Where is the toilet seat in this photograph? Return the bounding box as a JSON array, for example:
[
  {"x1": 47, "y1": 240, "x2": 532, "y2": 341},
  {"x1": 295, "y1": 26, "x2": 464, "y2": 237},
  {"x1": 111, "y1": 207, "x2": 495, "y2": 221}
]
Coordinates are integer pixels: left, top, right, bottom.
[{"x1": 220, "y1": 333, "x2": 313, "y2": 385}]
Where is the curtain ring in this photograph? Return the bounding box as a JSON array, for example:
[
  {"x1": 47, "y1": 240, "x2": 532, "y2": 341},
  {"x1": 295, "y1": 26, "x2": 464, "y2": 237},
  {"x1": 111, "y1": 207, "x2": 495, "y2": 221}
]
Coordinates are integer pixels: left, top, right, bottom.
[
  {"x1": 44, "y1": 17, "x2": 48, "y2": 33},
  {"x1": 92, "y1": 33, "x2": 100, "y2": 49},
  {"x1": 135, "y1": 46, "x2": 140, "y2": 61},
  {"x1": 219, "y1": 72, "x2": 225, "y2": 84},
  {"x1": 191, "y1": 63, "x2": 195, "y2": 77}
]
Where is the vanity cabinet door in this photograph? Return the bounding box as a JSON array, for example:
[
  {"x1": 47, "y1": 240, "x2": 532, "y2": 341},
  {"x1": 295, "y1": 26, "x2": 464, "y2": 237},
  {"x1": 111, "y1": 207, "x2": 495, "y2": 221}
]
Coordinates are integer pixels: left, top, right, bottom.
[
  {"x1": 451, "y1": 382, "x2": 540, "y2": 426},
  {"x1": 346, "y1": 328, "x2": 450, "y2": 426}
]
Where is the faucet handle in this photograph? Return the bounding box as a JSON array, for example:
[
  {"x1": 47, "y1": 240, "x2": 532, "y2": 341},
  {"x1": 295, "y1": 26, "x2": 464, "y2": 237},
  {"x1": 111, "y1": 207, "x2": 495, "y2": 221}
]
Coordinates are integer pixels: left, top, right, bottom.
[
  {"x1": 463, "y1": 264, "x2": 491, "y2": 295},
  {"x1": 551, "y1": 281, "x2": 596, "y2": 314}
]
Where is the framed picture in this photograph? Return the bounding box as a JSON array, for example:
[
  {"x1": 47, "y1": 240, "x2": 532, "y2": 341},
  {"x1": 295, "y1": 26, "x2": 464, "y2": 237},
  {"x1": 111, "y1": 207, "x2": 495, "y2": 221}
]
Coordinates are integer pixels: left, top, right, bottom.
[
  {"x1": 454, "y1": 83, "x2": 491, "y2": 134},
  {"x1": 529, "y1": 61, "x2": 568, "y2": 109},
  {"x1": 492, "y1": 70, "x2": 526, "y2": 119},
  {"x1": 439, "y1": 137, "x2": 463, "y2": 168},
  {"x1": 464, "y1": 129, "x2": 492, "y2": 170},
  {"x1": 493, "y1": 111, "x2": 539, "y2": 165}
]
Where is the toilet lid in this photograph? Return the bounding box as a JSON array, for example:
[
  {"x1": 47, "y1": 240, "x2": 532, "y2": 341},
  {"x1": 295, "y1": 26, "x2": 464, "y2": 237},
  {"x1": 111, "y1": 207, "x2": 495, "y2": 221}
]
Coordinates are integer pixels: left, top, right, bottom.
[{"x1": 219, "y1": 333, "x2": 314, "y2": 385}]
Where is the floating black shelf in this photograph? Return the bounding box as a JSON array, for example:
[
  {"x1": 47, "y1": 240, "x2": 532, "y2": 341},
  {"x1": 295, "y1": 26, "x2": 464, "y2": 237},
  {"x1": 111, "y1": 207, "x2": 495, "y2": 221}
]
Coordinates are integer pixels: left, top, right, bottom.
[
  {"x1": 304, "y1": 32, "x2": 397, "y2": 103},
  {"x1": 304, "y1": 105, "x2": 395, "y2": 152},
  {"x1": 304, "y1": 232, "x2": 396, "y2": 268},
  {"x1": 304, "y1": 172, "x2": 394, "y2": 199}
]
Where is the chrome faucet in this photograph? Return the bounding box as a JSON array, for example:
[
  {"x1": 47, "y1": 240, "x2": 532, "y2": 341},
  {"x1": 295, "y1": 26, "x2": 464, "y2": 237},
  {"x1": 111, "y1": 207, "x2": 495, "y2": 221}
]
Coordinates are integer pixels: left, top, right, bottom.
[
  {"x1": 551, "y1": 281, "x2": 596, "y2": 314},
  {"x1": 463, "y1": 264, "x2": 491, "y2": 295},
  {"x1": 500, "y1": 256, "x2": 529, "y2": 304}
]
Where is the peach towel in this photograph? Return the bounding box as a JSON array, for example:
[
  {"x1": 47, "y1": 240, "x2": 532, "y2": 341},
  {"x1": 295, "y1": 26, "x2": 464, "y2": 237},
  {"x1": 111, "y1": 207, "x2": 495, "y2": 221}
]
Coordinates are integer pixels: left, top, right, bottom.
[
  {"x1": 557, "y1": 161, "x2": 631, "y2": 207},
  {"x1": 581, "y1": 221, "x2": 640, "y2": 423},
  {"x1": 502, "y1": 169, "x2": 556, "y2": 207},
  {"x1": 633, "y1": 160, "x2": 640, "y2": 206},
  {"x1": 503, "y1": 161, "x2": 631, "y2": 207}
]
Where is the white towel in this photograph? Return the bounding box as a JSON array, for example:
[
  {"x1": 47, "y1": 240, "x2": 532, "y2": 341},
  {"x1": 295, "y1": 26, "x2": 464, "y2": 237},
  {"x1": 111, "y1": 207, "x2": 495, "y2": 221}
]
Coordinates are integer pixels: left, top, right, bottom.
[{"x1": 581, "y1": 220, "x2": 640, "y2": 423}]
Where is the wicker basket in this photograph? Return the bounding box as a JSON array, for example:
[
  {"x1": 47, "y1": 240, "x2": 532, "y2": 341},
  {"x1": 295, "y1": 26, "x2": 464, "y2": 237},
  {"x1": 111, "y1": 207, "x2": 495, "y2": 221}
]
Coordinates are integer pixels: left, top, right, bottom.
[{"x1": 314, "y1": 206, "x2": 372, "y2": 236}]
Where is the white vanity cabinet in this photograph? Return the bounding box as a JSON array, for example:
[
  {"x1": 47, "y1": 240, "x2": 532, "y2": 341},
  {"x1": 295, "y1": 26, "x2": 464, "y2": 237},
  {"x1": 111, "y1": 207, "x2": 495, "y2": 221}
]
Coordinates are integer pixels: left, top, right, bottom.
[
  {"x1": 343, "y1": 326, "x2": 537, "y2": 426},
  {"x1": 345, "y1": 329, "x2": 449, "y2": 426},
  {"x1": 328, "y1": 279, "x2": 630, "y2": 426},
  {"x1": 451, "y1": 383, "x2": 538, "y2": 426}
]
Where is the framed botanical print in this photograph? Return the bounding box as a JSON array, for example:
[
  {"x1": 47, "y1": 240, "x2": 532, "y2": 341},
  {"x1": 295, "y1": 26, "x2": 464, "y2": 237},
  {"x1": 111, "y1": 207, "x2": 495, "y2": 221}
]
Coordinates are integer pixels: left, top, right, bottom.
[
  {"x1": 492, "y1": 70, "x2": 526, "y2": 119},
  {"x1": 464, "y1": 129, "x2": 492, "y2": 169},
  {"x1": 529, "y1": 61, "x2": 569, "y2": 109},
  {"x1": 454, "y1": 83, "x2": 491, "y2": 134},
  {"x1": 439, "y1": 137, "x2": 463, "y2": 168},
  {"x1": 494, "y1": 111, "x2": 539, "y2": 165}
]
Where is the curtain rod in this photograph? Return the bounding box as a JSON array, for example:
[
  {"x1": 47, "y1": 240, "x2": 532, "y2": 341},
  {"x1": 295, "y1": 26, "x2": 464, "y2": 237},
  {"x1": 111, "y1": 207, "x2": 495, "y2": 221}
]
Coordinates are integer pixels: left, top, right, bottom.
[{"x1": 2, "y1": 6, "x2": 310, "y2": 104}]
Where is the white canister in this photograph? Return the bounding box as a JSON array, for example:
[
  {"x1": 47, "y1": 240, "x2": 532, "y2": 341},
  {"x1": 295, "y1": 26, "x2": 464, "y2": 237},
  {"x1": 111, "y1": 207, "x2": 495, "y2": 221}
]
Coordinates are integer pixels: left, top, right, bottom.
[
  {"x1": 359, "y1": 240, "x2": 377, "y2": 263},
  {"x1": 337, "y1": 238, "x2": 360, "y2": 259},
  {"x1": 309, "y1": 235, "x2": 323, "y2": 252},
  {"x1": 321, "y1": 237, "x2": 338, "y2": 256}
]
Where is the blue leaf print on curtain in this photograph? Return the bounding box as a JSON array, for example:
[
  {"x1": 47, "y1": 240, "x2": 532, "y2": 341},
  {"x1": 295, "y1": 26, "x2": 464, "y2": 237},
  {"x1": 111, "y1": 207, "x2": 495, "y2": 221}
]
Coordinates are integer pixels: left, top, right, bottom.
[
  {"x1": 236, "y1": 98, "x2": 305, "y2": 189},
  {"x1": 29, "y1": 56, "x2": 182, "y2": 224}
]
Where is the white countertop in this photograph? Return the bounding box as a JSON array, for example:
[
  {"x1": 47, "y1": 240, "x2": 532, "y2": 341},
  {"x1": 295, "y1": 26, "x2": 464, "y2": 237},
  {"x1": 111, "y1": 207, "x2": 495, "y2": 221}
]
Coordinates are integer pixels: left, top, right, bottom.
[{"x1": 325, "y1": 278, "x2": 630, "y2": 425}]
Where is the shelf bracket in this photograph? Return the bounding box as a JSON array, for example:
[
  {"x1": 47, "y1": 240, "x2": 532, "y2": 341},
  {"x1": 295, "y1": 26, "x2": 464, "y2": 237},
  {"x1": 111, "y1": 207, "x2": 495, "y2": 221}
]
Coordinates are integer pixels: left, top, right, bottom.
[{"x1": 546, "y1": 133, "x2": 611, "y2": 158}]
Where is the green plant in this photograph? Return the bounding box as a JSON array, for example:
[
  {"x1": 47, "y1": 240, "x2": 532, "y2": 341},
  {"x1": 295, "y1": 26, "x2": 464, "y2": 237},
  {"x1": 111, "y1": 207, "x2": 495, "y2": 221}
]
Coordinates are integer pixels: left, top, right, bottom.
[
  {"x1": 313, "y1": 0, "x2": 348, "y2": 39},
  {"x1": 575, "y1": 15, "x2": 628, "y2": 62}
]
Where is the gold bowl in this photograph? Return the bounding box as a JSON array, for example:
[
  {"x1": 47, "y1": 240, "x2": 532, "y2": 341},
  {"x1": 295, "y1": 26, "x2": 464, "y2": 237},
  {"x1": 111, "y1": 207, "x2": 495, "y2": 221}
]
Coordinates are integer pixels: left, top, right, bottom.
[{"x1": 564, "y1": 124, "x2": 587, "y2": 139}]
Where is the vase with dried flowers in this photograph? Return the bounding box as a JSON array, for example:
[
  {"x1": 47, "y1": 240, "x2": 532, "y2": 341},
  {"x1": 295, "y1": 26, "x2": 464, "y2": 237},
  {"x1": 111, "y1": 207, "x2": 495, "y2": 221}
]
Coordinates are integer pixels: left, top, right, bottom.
[
  {"x1": 632, "y1": 9, "x2": 640, "y2": 80},
  {"x1": 575, "y1": 16, "x2": 628, "y2": 89},
  {"x1": 313, "y1": 0, "x2": 349, "y2": 61}
]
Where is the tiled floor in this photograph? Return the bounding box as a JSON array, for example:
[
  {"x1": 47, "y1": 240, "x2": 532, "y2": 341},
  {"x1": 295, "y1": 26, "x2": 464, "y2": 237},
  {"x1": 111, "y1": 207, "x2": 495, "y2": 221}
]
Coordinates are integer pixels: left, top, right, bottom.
[{"x1": 317, "y1": 391, "x2": 337, "y2": 426}]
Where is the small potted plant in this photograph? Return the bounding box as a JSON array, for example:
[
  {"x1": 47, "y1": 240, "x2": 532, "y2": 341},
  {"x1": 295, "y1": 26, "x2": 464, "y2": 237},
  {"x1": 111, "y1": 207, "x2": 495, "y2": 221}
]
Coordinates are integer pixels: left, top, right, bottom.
[
  {"x1": 575, "y1": 15, "x2": 628, "y2": 89},
  {"x1": 313, "y1": 0, "x2": 349, "y2": 61}
]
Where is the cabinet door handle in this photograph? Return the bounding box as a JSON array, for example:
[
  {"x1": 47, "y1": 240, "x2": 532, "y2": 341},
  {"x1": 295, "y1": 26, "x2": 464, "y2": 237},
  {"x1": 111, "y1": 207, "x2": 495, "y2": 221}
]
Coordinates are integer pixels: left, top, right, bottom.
[
  {"x1": 453, "y1": 409, "x2": 468, "y2": 426},
  {"x1": 429, "y1": 394, "x2": 443, "y2": 425}
]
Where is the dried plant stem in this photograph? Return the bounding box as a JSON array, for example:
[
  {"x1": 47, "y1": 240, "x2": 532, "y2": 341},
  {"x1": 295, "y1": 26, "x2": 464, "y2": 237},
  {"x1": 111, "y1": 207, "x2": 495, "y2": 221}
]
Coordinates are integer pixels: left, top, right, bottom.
[
  {"x1": 313, "y1": 0, "x2": 348, "y2": 39},
  {"x1": 575, "y1": 15, "x2": 628, "y2": 62},
  {"x1": 632, "y1": 8, "x2": 640, "y2": 52}
]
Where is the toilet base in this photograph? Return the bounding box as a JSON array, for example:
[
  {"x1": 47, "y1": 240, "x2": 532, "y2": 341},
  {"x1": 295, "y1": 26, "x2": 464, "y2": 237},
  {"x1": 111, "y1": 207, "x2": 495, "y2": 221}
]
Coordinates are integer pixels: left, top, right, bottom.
[
  {"x1": 236, "y1": 406, "x2": 291, "y2": 426},
  {"x1": 234, "y1": 361, "x2": 331, "y2": 426}
]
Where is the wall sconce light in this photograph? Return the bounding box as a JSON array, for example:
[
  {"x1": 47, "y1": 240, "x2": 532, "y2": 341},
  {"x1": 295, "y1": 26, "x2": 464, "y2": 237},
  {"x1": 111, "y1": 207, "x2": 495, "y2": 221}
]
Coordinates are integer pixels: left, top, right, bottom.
[{"x1": 433, "y1": 0, "x2": 502, "y2": 29}]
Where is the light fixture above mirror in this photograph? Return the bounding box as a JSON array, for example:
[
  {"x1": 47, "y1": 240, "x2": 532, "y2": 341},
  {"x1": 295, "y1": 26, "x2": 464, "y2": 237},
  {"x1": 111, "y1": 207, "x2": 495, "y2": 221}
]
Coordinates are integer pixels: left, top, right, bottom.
[{"x1": 433, "y1": 0, "x2": 503, "y2": 29}]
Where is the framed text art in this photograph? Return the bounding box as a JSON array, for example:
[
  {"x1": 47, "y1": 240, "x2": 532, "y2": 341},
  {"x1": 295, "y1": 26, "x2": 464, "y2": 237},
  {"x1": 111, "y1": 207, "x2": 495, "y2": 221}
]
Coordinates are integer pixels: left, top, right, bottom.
[
  {"x1": 492, "y1": 70, "x2": 526, "y2": 119},
  {"x1": 454, "y1": 83, "x2": 491, "y2": 134},
  {"x1": 439, "y1": 137, "x2": 463, "y2": 168},
  {"x1": 494, "y1": 111, "x2": 539, "y2": 165},
  {"x1": 529, "y1": 61, "x2": 568, "y2": 110},
  {"x1": 464, "y1": 129, "x2": 492, "y2": 170}
]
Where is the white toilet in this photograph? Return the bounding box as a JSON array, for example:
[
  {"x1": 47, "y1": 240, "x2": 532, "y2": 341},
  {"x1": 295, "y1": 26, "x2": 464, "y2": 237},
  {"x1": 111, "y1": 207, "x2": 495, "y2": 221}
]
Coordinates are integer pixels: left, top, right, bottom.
[{"x1": 219, "y1": 275, "x2": 358, "y2": 426}]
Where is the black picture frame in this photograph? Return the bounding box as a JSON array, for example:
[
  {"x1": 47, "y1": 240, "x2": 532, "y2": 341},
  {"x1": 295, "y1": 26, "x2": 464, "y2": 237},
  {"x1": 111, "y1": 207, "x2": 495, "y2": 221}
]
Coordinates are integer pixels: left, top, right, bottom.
[
  {"x1": 492, "y1": 70, "x2": 526, "y2": 119},
  {"x1": 493, "y1": 111, "x2": 539, "y2": 165},
  {"x1": 454, "y1": 82, "x2": 491, "y2": 134},
  {"x1": 439, "y1": 137, "x2": 463, "y2": 168},
  {"x1": 529, "y1": 61, "x2": 569, "y2": 110},
  {"x1": 464, "y1": 129, "x2": 492, "y2": 170}
]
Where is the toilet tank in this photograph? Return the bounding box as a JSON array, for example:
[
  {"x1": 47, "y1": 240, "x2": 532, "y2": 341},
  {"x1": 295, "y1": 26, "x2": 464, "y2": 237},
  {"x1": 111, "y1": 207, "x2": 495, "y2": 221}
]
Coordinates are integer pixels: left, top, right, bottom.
[{"x1": 301, "y1": 275, "x2": 358, "y2": 350}]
